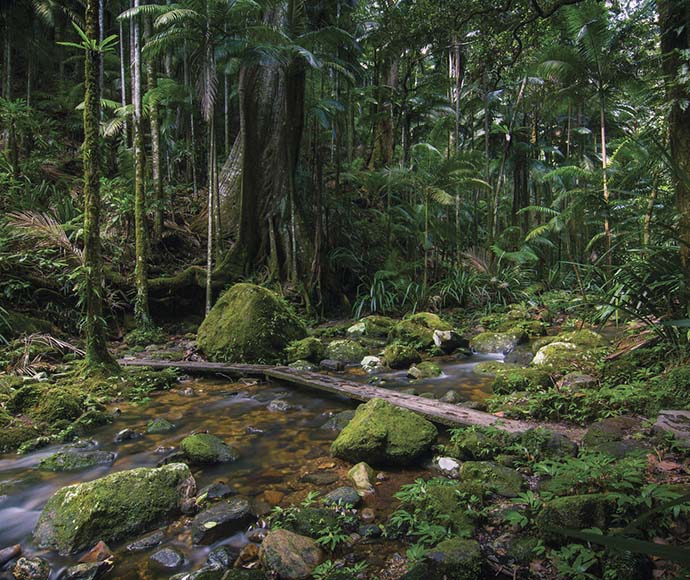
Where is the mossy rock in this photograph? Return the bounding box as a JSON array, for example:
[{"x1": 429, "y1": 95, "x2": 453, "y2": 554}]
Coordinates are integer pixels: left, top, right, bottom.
[
  {"x1": 582, "y1": 416, "x2": 643, "y2": 447},
  {"x1": 147, "y1": 417, "x2": 175, "y2": 434},
  {"x1": 420, "y1": 482, "x2": 479, "y2": 536},
  {"x1": 403, "y1": 538, "x2": 482, "y2": 580},
  {"x1": 470, "y1": 331, "x2": 524, "y2": 354},
  {"x1": 285, "y1": 337, "x2": 325, "y2": 364},
  {"x1": 534, "y1": 329, "x2": 605, "y2": 351},
  {"x1": 325, "y1": 339, "x2": 366, "y2": 363},
  {"x1": 32, "y1": 387, "x2": 86, "y2": 423},
  {"x1": 331, "y1": 398, "x2": 437, "y2": 465},
  {"x1": 408, "y1": 361, "x2": 442, "y2": 379},
  {"x1": 535, "y1": 493, "x2": 616, "y2": 544},
  {"x1": 518, "y1": 428, "x2": 578, "y2": 460},
  {"x1": 491, "y1": 367, "x2": 553, "y2": 395},
  {"x1": 38, "y1": 449, "x2": 116, "y2": 472},
  {"x1": 388, "y1": 313, "x2": 452, "y2": 350},
  {"x1": 33, "y1": 463, "x2": 196, "y2": 554},
  {"x1": 531, "y1": 341, "x2": 602, "y2": 371},
  {"x1": 6, "y1": 383, "x2": 43, "y2": 415},
  {"x1": 361, "y1": 315, "x2": 397, "y2": 337},
  {"x1": 0, "y1": 423, "x2": 39, "y2": 453},
  {"x1": 284, "y1": 507, "x2": 341, "y2": 539},
  {"x1": 383, "y1": 342, "x2": 421, "y2": 369},
  {"x1": 506, "y1": 536, "x2": 539, "y2": 564},
  {"x1": 180, "y1": 434, "x2": 239, "y2": 464},
  {"x1": 459, "y1": 461, "x2": 523, "y2": 497},
  {"x1": 197, "y1": 283, "x2": 307, "y2": 364},
  {"x1": 0, "y1": 310, "x2": 57, "y2": 340}
]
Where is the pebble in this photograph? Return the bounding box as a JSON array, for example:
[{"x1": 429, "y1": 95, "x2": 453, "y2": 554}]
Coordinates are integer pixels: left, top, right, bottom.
[{"x1": 150, "y1": 547, "x2": 184, "y2": 569}]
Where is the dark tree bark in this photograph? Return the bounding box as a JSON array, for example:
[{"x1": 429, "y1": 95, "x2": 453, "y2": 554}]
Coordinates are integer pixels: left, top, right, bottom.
[{"x1": 659, "y1": 0, "x2": 690, "y2": 289}]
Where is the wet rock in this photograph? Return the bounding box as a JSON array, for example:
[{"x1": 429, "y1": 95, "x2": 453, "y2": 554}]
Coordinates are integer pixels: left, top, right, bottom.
[
  {"x1": 383, "y1": 343, "x2": 421, "y2": 369},
  {"x1": 126, "y1": 530, "x2": 165, "y2": 552},
  {"x1": 197, "y1": 283, "x2": 307, "y2": 364},
  {"x1": 79, "y1": 541, "x2": 112, "y2": 564},
  {"x1": 154, "y1": 445, "x2": 174, "y2": 454},
  {"x1": 300, "y1": 472, "x2": 338, "y2": 486},
  {"x1": 319, "y1": 359, "x2": 345, "y2": 372},
  {"x1": 59, "y1": 563, "x2": 104, "y2": 580},
  {"x1": 33, "y1": 463, "x2": 196, "y2": 554},
  {"x1": 361, "y1": 356, "x2": 384, "y2": 374},
  {"x1": 150, "y1": 547, "x2": 184, "y2": 569},
  {"x1": 180, "y1": 433, "x2": 239, "y2": 464},
  {"x1": 38, "y1": 449, "x2": 116, "y2": 472},
  {"x1": 197, "y1": 482, "x2": 236, "y2": 504},
  {"x1": 177, "y1": 387, "x2": 195, "y2": 397},
  {"x1": 432, "y1": 456, "x2": 461, "y2": 478},
  {"x1": 246, "y1": 527, "x2": 269, "y2": 543},
  {"x1": 286, "y1": 337, "x2": 325, "y2": 364},
  {"x1": 331, "y1": 398, "x2": 437, "y2": 466},
  {"x1": 114, "y1": 429, "x2": 141, "y2": 443},
  {"x1": 146, "y1": 417, "x2": 175, "y2": 434},
  {"x1": 470, "y1": 331, "x2": 523, "y2": 354},
  {"x1": 0, "y1": 544, "x2": 21, "y2": 566},
  {"x1": 191, "y1": 497, "x2": 252, "y2": 545},
  {"x1": 320, "y1": 410, "x2": 355, "y2": 432},
  {"x1": 325, "y1": 340, "x2": 367, "y2": 364},
  {"x1": 206, "y1": 545, "x2": 239, "y2": 568},
  {"x1": 12, "y1": 557, "x2": 50, "y2": 580},
  {"x1": 439, "y1": 390, "x2": 459, "y2": 404},
  {"x1": 347, "y1": 462, "x2": 375, "y2": 494},
  {"x1": 237, "y1": 543, "x2": 260, "y2": 565},
  {"x1": 260, "y1": 529, "x2": 324, "y2": 580},
  {"x1": 323, "y1": 487, "x2": 361, "y2": 507},
  {"x1": 268, "y1": 399, "x2": 293, "y2": 413},
  {"x1": 653, "y1": 410, "x2": 690, "y2": 448},
  {"x1": 433, "y1": 330, "x2": 469, "y2": 354}
]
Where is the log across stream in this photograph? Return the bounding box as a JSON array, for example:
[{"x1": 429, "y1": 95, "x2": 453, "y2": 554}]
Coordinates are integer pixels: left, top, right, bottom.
[{"x1": 119, "y1": 358, "x2": 553, "y2": 434}]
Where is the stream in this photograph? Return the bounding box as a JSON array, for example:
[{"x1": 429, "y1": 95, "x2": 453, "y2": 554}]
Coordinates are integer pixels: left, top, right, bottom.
[{"x1": 0, "y1": 353, "x2": 496, "y2": 579}]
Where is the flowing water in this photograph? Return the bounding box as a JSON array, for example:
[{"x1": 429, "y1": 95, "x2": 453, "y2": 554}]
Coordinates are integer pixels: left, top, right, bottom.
[{"x1": 0, "y1": 354, "x2": 496, "y2": 579}]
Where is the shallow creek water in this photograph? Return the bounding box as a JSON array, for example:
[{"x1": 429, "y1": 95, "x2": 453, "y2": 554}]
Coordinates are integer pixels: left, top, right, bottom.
[{"x1": 0, "y1": 354, "x2": 495, "y2": 579}]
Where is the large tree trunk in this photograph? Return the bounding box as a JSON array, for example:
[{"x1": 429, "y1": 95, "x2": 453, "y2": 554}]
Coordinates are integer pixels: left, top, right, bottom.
[
  {"x1": 222, "y1": 5, "x2": 308, "y2": 281},
  {"x1": 659, "y1": 0, "x2": 690, "y2": 291},
  {"x1": 83, "y1": 0, "x2": 117, "y2": 371}
]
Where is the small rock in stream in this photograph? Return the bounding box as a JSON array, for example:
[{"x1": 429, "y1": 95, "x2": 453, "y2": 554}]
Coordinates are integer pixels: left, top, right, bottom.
[
  {"x1": 206, "y1": 545, "x2": 239, "y2": 568},
  {"x1": 320, "y1": 359, "x2": 345, "y2": 372},
  {"x1": 126, "y1": 530, "x2": 166, "y2": 552},
  {"x1": 323, "y1": 486, "x2": 361, "y2": 507},
  {"x1": 79, "y1": 541, "x2": 113, "y2": 564},
  {"x1": 150, "y1": 547, "x2": 185, "y2": 569},
  {"x1": 114, "y1": 429, "x2": 142, "y2": 443},
  {"x1": 146, "y1": 418, "x2": 175, "y2": 434},
  {"x1": 59, "y1": 562, "x2": 104, "y2": 580},
  {"x1": 267, "y1": 399, "x2": 293, "y2": 412},
  {"x1": 197, "y1": 482, "x2": 236, "y2": 503},
  {"x1": 300, "y1": 472, "x2": 338, "y2": 486},
  {"x1": 12, "y1": 557, "x2": 50, "y2": 580},
  {"x1": 38, "y1": 450, "x2": 116, "y2": 472},
  {"x1": 191, "y1": 497, "x2": 253, "y2": 545}
]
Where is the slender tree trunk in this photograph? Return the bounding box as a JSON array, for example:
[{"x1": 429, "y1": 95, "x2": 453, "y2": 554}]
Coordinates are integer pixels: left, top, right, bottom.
[
  {"x1": 600, "y1": 95, "x2": 612, "y2": 272},
  {"x1": 118, "y1": 19, "x2": 129, "y2": 145},
  {"x1": 132, "y1": 1, "x2": 151, "y2": 328},
  {"x1": 206, "y1": 117, "x2": 214, "y2": 314},
  {"x1": 3, "y1": 29, "x2": 11, "y2": 100},
  {"x1": 659, "y1": 0, "x2": 690, "y2": 292},
  {"x1": 145, "y1": 17, "x2": 163, "y2": 241},
  {"x1": 83, "y1": 0, "x2": 118, "y2": 371}
]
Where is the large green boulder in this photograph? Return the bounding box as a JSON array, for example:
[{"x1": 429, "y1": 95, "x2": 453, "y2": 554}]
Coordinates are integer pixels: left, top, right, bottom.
[
  {"x1": 33, "y1": 463, "x2": 196, "y2": 554},
  {"x1": 383, "y1": 343, "x2": 421, "y2": 369},
  {"x1": 403, "y1": 538, "x2": 482, "y2": 580},
  {"x1": 470, "y1": 331, "x2": 524, "y2": 354},
  {"x1": 197, "y1": 283, "x2": 306, "y2": 364},
  {"x1": 331, "y1": 398, "x2": 438, "y2": 465},
  {"x1": 388, "y1": 313, "x2": 452, "y2": 349}
]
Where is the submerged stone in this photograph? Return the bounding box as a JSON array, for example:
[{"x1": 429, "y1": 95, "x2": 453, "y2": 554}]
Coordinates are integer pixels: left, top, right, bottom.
[
  {"x1": 38, "y1": 449, "x2": 116, "y2": 472},
  {"x1": 197, "y1": 283, "x2": 307, "y2": 364},
  {"x1": 33, "y1": 463, "x2": 195, "y2": 554},
  {"x1": 146, "y1": 417, "x2": 175, "y2": 434},
  {"x1": 331, "y1": 398, "x2": 437, "y2": 465}
]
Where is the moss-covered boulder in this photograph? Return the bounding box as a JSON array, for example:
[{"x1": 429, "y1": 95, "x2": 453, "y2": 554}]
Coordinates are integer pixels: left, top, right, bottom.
[
  {"x1": 388, "y1": 313, "x2": 452, "y2": 350},
  {"x1": 470, "y1": 331, "x2": 524, "y2": 354},
  {"x1": 459, "y1": 461, "x2": 523, "y2": 497},
  {"x1": 444, "y1": 426, "x2": 512, "y2": 461},
  {"x1": 33, "y1": 463, "x2": 196, "y2": 554},
  {"x1": 536, "y1": 493, "x2": 616, "y2": 544},
  {"x1": 146, "y1": 417, "x2": 175, "y2": 433},
  {"x1": 285, "y1": 337, "x2": 324, "y2": 364},
  {"x1": 518, "y1": 428, "x2": 578, "y2": 460},
  {"x1": 331, "y1": 398, "x2": 437, "y2": 465},
  {"x1": 403, "y1": 538, "x2": 482, "y2": 580},
  {"x1": 325, "y1": 339, "x2": 367, "y2": 363},
  {"x1": 531, "y1": 341, "x2": 601, "y2": 371},
  {"x1": 0, "y1": 310, "x2": 56, "y2": 340},
  {"x1": 197, "y1": 283, "x2": 306, "y2": 364},
  {"x1": 180, "y1": 434, "x2": 239, "y2": 464},
  {"x1": 472, "y1": 361, "x2": 520, "y2": 376},
  {"x1": 407, "y1": 361, "x2": 442, "y2": 380},
  {"x1": 38, "y1": 449, "x2": 116, "y2": 472},
  {"x1": 347, "y1": 315, "x2": 396, "y2": 338},
  {"x1": 534, "y1": 329, "x2": 605, "y2": 351},
  {"x1": 383, "y1": 343, "x2": 421, "y2": 369}
]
